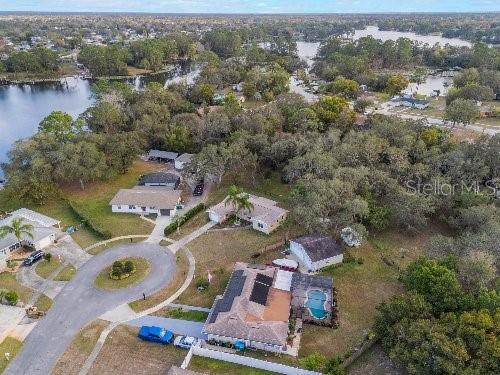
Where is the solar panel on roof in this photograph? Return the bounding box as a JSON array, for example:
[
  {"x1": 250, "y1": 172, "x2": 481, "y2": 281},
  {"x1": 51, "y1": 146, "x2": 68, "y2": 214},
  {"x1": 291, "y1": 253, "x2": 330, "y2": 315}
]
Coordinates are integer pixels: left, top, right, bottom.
[
  {"x1": 249, "y1": 282, "x2": 270, "y2": 305},
  {"x1": 255, "y1": 273, "x2": 273, "y2": 286},
  {"x1": 208, "y1": 271, "x2": 246, "y2": 323}
]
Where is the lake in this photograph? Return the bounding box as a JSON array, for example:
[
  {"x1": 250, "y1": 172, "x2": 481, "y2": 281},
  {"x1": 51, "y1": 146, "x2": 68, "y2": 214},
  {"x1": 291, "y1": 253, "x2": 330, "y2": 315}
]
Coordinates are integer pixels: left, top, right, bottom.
[{"x1": 0, "y1": 63, "x2": 199, "y2": 176}]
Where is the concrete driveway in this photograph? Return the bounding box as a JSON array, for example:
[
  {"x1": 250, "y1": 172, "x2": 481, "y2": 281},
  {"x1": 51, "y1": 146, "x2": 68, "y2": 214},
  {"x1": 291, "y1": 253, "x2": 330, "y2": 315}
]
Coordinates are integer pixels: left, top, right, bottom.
[
  {"x1": 4, "y1": 242, "x2": 175, "y2": 375},
  {"x1": 126, "y1": 315, "x2": 208, "y2": 340}
]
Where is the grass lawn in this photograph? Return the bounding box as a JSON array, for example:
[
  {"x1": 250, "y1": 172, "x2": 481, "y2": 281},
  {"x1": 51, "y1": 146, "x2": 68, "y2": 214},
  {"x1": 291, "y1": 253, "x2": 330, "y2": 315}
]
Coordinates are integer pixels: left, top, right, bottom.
[
  {"x1": 34, "y1": 257, "x2": 61, "y2": 279},
  {"x1": 176, "y1": 224, "x2": 302, "y2": 308},
  {"x1": 299, "y1": 225, "x2": 444, "y2": 359},
  {"x1": 34, "y1": 294, "x2": 53, "y2": 311},
  {"x1": 169, "y1": 211, "x2": 210, "y2": 241},
  {"x1": 89, "y1": 325, "x2": 185, "y2": 375},
  {"x1": 161, "y1": 307, "x2": 209, "y2": 322},
  {"x1": 188, "y1": 356, "x2": 278, "y2": 375},
  {"x1": 62, "y1": 161, "x2": 157, "y2": 239},
  {"x1": 54, "y1": 264, "x2": 77, "y2": 281},
  {"x1": 53, "y1": 319, "x2": 110, "y2": 375},
  {"x1": 0, "y1": 272, "x2": 32, "y2": 305},
  {"x1": 129, "y1": 249, "x2": 189, "y2": 312},
  {"x1": 87, "y1": 237, "x2": 145, "y2": 255},
  {"x1": 0, "y1": 160, "x2": 157, "y2": 249},
  {"x1": 95, "y1": 257, "x2": 149, "y2": 289},
  {"x1": 0, "y1": 337, "x2": 23, "y2": 373}
]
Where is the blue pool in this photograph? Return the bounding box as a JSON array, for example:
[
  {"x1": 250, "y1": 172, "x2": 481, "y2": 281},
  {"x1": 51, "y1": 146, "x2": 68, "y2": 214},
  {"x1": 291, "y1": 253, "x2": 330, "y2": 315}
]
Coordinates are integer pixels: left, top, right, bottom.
[{"x1": 306, "y1": 289, "x2": 328, "y2": 319}]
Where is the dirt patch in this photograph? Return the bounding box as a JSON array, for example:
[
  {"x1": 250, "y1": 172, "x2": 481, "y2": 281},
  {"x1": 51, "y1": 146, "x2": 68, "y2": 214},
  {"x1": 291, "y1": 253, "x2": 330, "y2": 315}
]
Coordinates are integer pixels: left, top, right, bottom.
[
  {"x1": 347, "y1": 343, "x2": 406, "y2": 375},
  {"x1": 53, "y1": 319, "x2": 109, "y2": 375},
  {"x1": 89, "y1": 325, "x2": 185, "y2": 375}
]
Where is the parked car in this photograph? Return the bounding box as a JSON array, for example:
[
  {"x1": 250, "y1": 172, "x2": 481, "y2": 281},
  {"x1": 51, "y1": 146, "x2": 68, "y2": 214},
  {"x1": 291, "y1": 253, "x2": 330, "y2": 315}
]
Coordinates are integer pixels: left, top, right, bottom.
[
  {"x1": 23, "y1": 250, "x2": 44, "y2": 266},
  {"x1": 173, "y1": 335, "x2": 198, "y2": 349},
  {"x1": 193, "y1": 183, "x2": 204, "y2": 196},
  {"x1": 138, "y1": 326, "x2": 173, "y2": 344}
]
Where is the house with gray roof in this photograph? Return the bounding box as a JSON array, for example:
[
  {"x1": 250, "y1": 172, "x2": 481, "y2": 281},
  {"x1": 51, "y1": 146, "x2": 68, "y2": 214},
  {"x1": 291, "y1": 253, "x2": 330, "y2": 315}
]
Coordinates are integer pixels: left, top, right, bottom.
[
  {"x1": 147, "y1": 149, "x2": 179, "y2": 162},
  {"x1": 290, "y1": 234, "x2": 343, "y2": 272},
  {"x1": 138, "y1": 172, "x2": 180, "y2": 189},
  {"x1": 109, "y1": 187, "x2": 182, "y2": 217},
  {"x1": 0, "y1": 209, "x2": 60, "y2": 268}
]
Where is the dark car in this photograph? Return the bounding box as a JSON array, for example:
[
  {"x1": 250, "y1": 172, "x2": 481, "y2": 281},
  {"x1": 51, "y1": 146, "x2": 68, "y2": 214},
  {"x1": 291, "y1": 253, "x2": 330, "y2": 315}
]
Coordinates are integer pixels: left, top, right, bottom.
[
  {"x1": 23, "y1": 250, "x2": 44, "y2": 266},
  {"x1": 193, "y1": 183, "x2": 204, "y2": 196},
  {"x1": 138, "y1": 326, "x2": 174, "y2": 344}
]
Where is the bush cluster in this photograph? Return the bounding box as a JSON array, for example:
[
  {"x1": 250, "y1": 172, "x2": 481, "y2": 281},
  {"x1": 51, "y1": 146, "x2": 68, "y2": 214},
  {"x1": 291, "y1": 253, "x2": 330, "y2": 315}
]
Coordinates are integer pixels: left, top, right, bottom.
[
  {"x1": 110, "y1": 260, "x2": 136, "y2": 280},
  {"x1": 164, "y1": 203, "x2": 205, "y2": 236},
  {"x1": 68, "y1": 200, "x2": 112, "y2": 239}
]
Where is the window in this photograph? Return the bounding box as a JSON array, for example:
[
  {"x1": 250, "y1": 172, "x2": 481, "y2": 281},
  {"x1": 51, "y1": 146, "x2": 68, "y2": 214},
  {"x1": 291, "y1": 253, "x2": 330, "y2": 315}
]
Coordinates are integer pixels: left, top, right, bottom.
[
  {"x1": 117, "y1": 205, "x2": 121, "y2": 209},
  {"x1": 258, "y1": 222, "x2": 264, "y2": 229},
  {"x1": 129, "y1": 205, "x2": 135, "y2": 209}
]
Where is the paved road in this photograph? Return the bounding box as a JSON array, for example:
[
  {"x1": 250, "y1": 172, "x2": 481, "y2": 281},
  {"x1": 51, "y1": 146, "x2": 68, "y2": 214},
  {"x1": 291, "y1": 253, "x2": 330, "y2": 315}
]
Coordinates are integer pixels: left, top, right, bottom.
[
  {"x1": 126, "y1": 315, "x2": 207, "y2": 340},
  {"x1": 4, "y1": 242, "x2": 175, "y2": 375}
]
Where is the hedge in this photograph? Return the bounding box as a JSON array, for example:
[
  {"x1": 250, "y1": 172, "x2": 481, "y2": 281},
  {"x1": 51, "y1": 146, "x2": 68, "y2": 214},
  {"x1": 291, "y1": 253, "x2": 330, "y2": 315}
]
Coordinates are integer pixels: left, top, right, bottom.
[
  {"x1": 164, "y1": 203, "x2": 205, "y2": 236},
  {"x1": 67, "y1": 200, "x2": 112, "y2": 239}
]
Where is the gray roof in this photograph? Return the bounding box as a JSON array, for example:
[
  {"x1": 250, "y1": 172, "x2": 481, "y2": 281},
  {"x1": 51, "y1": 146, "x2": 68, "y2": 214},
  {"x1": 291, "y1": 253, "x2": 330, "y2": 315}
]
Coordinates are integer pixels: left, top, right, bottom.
[
  {"x1": 109, "y1": 188, "x2": 182, "y2": 209},
  {"x1": 148, "y1": 149, "x2": 179, "y2": 160},
  {"x1": 291, "y1": 234, "x2": 342, "y2": 262},
  {"x1": 0, "y1": 217, "x2": 59, "y2": 252},
  {"x1": 175, "y1": 153, "x2": 194, "y2": 163},
  {"x1": 139, "y1": 172, "x2": 180, "y2": 185}
]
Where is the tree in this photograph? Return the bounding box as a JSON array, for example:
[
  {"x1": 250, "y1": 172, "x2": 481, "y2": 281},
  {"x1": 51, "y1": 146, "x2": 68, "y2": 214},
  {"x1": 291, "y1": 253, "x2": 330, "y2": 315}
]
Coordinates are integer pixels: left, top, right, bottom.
[
  {"x1": 0, "y1": 218, "x2": 34, "y2": 242},
  {"x1": 313, "y1": 96, "x2": 353, "y2": 129},
  {"x1": 225, "y1": 185, "x2": 254, "y2": 216},
  {"x1": 43, "y1": 253, "x2": 52, "y2": 262},
  {"x1": 353, "y1": 98, "x2": 373, "y2": 113},
  {"x1": 328, "y1": 77, "x2": 359, "y2": 99},
  {"x1": 458, "y1": 250, "x2": 496, "y2": 292},
  {"x1": 190, "y1": 83, "x2": 215, "y2": 105},
  {"x1": 38, "y1": 111, "x2": 81, "y2": 140},
  {"x1": 444, "y1": 98, "x2": 480, "y2": 127},
  {"x1": 400, "y1": 257, "x2": 463, "y2": 314},
  {"x1": 384, "y1": 74, "x2": 409, "y2": 96}
]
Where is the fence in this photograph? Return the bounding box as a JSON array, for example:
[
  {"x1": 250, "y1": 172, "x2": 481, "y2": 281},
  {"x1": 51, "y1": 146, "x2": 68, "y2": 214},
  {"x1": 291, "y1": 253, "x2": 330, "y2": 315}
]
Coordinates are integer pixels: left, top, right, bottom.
[
  {"x1": 182, "y1": 343, "x2": 322, "y2": 375},
  {"x1": 256, "y1": 239, "x2": 286, "y2": 255}
]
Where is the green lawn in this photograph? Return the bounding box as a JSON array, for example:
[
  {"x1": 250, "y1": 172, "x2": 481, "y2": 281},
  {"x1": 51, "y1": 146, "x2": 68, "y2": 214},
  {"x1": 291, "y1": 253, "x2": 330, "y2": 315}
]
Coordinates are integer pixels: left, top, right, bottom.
[
  {"x1": 188, "y1": 356, "x2": 278, "y2": 375},
  {"x1": 34, "y1": 294, "x2": 53, "y2": 311},
  {"x1": 0, "y1": 272, "x2": 32, "y2": 305},
  {"x1": 34, "y1": 257, "x2": 61, "y2": 279},
  {"x1": 54, "y1": 264, "x2": 77, "y2": 281},
  {"x1": 163, "y1": 308, "x2": 209, "y2": 322},
  {"x1": 0, "y1": 160, "x2": 157, "y2": 249},
  {"x1": 0, "y1": 337, "x2": 23, "y2": 373},
  {"x1": 94, "y1": 257, "x2": 150, "y2": 289},
  {"x1": 87, "y1": 237, "x2": 145, "y2": 255}
]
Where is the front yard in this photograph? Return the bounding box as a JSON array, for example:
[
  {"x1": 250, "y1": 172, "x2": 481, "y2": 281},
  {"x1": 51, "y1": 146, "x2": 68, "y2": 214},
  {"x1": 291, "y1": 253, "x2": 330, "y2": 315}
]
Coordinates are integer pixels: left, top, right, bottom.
[
  {"x1": 0, "y1": 337, "x2": 23, "y2": 373},
  {"x1": 88, "y1": 325, "x2": 186, "y2": 375},
  {"x1": 188, "y1": 356, "x2": 278, "y2": 374}
]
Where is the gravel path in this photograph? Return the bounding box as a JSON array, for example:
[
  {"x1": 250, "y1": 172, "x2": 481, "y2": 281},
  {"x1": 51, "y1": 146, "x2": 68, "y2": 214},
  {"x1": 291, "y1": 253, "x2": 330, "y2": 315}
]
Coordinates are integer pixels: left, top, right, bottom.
[{"x1": 4, "y1": 242, "x2": 175, "y2": 375}]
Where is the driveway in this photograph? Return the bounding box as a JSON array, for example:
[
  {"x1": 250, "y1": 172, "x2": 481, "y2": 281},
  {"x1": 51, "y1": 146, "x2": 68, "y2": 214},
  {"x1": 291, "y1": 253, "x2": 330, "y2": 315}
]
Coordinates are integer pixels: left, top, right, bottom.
[
  {"x1": 126, "y1": 315, "x2": 208, "y2": 340},
  {"x1": 4, "y1": 242, "x2": 175, "y2": 375}
]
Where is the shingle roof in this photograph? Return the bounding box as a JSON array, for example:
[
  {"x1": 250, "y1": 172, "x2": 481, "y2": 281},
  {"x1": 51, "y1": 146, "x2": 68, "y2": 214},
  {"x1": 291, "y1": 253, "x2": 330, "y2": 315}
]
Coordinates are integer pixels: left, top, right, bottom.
[
  {"x1": 0, "y1": 215, "x2": 59, "y2": 252},
  {"x1": 148, "y1": 149, "x2": 179, "y2": 160},
  {"x1": 292, "y1": 234, "x2": 342, "y2": 262},
  {"x1": 175, "y1": 153, "x2": 194, "y2": 163},
  {"x1": 109, "y1": 188, "x2": 181, "y2": 209},
  {"x1": 139, "y1": 172, "x2": 180, "y2": 185},
  {"x1": 203, "y1": 263, "x2": 290, "y2": 348}
]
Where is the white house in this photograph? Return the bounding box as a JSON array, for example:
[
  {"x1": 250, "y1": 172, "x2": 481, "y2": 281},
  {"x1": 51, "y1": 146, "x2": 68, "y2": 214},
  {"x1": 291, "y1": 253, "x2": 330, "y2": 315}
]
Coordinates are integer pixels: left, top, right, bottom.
[
  {"x1": 174, "y1": 153, "x2": 194, "y2": 171},
  {"x1": 290, "y1": 234, "x2": 343, "y2": 272},
  {"x1": 207, "y1": 195, "x2": 288, "y2": 234},
  {"x1": 109, "y1": 187, "x2": 182, "y2": 217},
  {"x1": 0, "y1": 209, "x2": 60, "y2": 268}
]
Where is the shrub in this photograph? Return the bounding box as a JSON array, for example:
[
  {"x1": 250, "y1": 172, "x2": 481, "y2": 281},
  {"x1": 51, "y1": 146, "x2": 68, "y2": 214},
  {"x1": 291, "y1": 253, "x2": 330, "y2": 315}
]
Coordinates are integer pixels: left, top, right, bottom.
[
  {"x1": 164, "y1": 203, "x2": 205, "y2": 236},
  {"x1": 300, "y1": 353, "x2": 326, "y2": 371},
  {"x1": 123, "y1": 260, "x2": 134, "y2": 274},
  {"x1": 68, "y1": 200, "x2": 112, "y2": 239},
  {"x1": 4, "y1": 290, "x2": 18, "y2": 305},
  {"x1": 195, "y1": 276, "x2": 209, "y2": 290},
  {"x1": 43, "y1": 253, "x2": 52, "y2": 262}
]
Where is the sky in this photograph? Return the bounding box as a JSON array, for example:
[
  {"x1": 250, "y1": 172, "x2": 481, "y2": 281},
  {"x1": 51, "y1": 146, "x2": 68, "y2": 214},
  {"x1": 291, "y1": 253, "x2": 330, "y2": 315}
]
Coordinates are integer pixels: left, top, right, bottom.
[{"x1": 0, "y1": 1, "x2": 499, "y2": 14}]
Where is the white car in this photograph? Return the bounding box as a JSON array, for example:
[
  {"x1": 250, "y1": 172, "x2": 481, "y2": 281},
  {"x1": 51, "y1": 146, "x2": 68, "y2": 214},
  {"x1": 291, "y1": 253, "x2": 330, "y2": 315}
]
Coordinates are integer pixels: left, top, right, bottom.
[{"x1": 173, "y1": 335, "x2": 198, "y2": 349}]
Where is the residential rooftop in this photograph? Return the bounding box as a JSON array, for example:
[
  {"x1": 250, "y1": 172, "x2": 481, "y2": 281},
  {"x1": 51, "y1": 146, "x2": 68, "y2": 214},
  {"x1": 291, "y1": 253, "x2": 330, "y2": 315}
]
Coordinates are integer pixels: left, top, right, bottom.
[
  {"x1": 291, "y1": 234, "x2": 342, "y2": 262},
  {"x1": 109, "y1": 187, "x2": 182, "y2": 209}
]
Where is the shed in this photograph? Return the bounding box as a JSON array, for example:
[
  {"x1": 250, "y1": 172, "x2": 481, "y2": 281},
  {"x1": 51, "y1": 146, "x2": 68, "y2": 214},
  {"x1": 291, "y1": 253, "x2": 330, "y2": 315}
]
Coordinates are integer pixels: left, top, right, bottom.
[
  {"x1": 147, "y1": 149, "x2": 179, "y2": 162},
  {"x1": 290, "y1": 234, "x2": 343, "y2": 272}
]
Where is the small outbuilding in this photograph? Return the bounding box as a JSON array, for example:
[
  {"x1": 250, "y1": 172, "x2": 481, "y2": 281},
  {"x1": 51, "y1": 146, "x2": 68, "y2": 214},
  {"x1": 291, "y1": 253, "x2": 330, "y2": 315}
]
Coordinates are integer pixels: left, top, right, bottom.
[
  {"x1": 147, "y1": 149, "x2": 179, "y2": 163},
  {"x1": 138, "y1": 172, "x2": 180, "y2": 189},
  {"x1": 290, "y1": 234, "x2": 343, "y2": 272}
]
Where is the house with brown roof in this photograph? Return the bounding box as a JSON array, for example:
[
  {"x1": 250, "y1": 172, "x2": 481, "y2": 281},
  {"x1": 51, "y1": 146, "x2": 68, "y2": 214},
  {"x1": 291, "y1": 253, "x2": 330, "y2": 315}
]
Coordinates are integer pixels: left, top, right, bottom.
[
  {"x1": 290, "y1": 234, "x2": 343, "y2": 272},
  {"x1": 207, "y1": 194, "x2": 288, "y2": 234},
  {"x1": 203, "y1": 262, "x2": 293, "y2": 353},
  {"x1": 109, "y1": 187, "x2": 182, "y2": 216}
]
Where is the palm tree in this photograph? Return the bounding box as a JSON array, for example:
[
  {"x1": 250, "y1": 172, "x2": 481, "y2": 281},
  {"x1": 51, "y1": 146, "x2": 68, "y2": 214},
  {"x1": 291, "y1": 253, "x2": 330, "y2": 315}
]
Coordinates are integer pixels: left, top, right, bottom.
[
  {"x1": 0, "y1": 218, "x2": 34, "y2": 243},
  {"x1": 225, "y1": 185, "x2": 254, "y2": 218}
]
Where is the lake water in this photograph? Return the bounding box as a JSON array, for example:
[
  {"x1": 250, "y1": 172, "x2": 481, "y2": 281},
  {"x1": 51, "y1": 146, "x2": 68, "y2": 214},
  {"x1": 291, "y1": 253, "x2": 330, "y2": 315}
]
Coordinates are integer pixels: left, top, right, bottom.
[
  {"x1": 352, "y1": 26, "x2": 472, "y2": 47},
  {"x1": 0, "y1": 63, "x2": 199, "y2": 176}
]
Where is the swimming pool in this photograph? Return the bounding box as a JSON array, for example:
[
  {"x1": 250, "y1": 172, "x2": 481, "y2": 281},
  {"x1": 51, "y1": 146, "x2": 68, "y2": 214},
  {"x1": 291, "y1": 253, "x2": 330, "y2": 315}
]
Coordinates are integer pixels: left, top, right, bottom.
[{"x1": 306, "y1": 289, "x2": 328, "y2": 320}]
